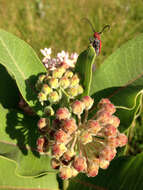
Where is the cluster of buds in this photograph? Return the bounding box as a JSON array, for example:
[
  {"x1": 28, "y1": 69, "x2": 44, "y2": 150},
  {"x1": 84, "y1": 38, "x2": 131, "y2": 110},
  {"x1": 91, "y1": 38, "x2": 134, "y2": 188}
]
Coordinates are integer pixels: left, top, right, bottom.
[
  {"x1": 37, "y1": 96, "x2": 128, "y2": 180},
  {"x1": 35, "y1": 48, "x2": 83, "y2": 107}
]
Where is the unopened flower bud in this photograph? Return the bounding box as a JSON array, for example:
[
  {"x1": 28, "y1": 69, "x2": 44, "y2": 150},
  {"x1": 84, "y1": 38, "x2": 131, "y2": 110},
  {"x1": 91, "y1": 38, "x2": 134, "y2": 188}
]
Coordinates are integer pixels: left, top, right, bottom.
[
  {"x1": 99, "y1": 159, "x2": 110, "y2": 169},
  {"x1": 44, "y1": 106, "x2": 54, "y2": 116},
  {"x1": 52, "y1": 143, "x2": 67, "y2": 158},
  {"x1": 35, "y1": 81, "x2": 42, "y2": 91},
  {"x1": 52, "y1": 67, "x2": 65, "y2": 78},
  {"x1": 117, "y1": 133, "x2": 128, "y2": 147},
  {"x1": 37, "y1": 137, "x2": 48, "y2": 153},
  {"x1": 64, "y1": 70, "x2": 73, "y2": 78},
  {"x1": 48, "y1": 91, "x2": 60, "y2": 103},
  {"x1": 96, "y1": 110, "x2": 111, "y2": 125},
  {"x1": 63, "y1": 149, "x2": 75, "y2": 161},
  {"x1": 37, "y1": 118, "x2": 47, "y2": 129},
  {"x1": 107, "y1": 137, "x2": 119, "y2": 148},
  {"x1": 77, "y1": 85, "x2": 84, "y2": 95},
  {"x1": 98, "y1": 98, "x2": 111, "y2": 108},
  {"x1": 71, "y1": 100, "x2": 85, "y2": 116},
  {"x1": 109, "y1": 115, "x2": 120, "y2": 128},
  {"x1": 100, "y1": 147, "x2": 116, "y2": 161},
  {"x1": 51, "y1": 158, "x2": 60, "y2": 169},
  {"x1": 49, "y1": 78, "x2": 59, "y2": 89},
  {"x1": 87, "y1": 120, "x2": 102, "y2": 135},
  {"x1": 56, "y1": 107, "x2": 71, "y2": 120},
  {"x1": 82, "y1": 96, "x2": 94, "y2": 110},
  {"x1": 70, "y1": 74, "x2": 80, "y2": 87},
  {"x1": 59, "y1": 76, "x2": 70, "y2": 89},
  {"x1": 67, "y1": 86, "x2": 79, "y2": 97},
  {"x1": 102, "y1": 103, "x2": 116, "y2": 115},
  {"x1": 38, "y1": 74, "x2": 46, "y2": 82},
  {"x1": 38, "y1": 92, "x2": 47, "y2": 102},
  {"x1": 104, "y1": 124, "x2": 117, "y2": 137},
  {"x1": 42, "y1": 84, "x2": 52, "y2": 95},
  {"x1": 73, "y1": 156, "x2": 87, "y2": 172},
  {"x1": 61, "y1": 118, "x2": 77, "y2": 134},
  {"x1": 59, "y1": 166, "x2": 73, "y2": 180},
  {"x1": 80, "y1": 131, "x2": 92, "y2": 145},
  {"x1": 54, "y1": 129, "x2": 68, "y2": 143},
  {"x1": 87, "y1": 161, "x2": 99, "y2": 177},
  {"x1": 71, "y1": 167, "x2": 79, "y2": 177}
]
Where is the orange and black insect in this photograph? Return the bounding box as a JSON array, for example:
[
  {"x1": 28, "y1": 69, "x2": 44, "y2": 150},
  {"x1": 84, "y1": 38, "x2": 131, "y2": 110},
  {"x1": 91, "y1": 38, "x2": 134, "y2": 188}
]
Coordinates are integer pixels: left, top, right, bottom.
[{"x1": 83, "y1": 18, "x2": 110, "y2": 55}]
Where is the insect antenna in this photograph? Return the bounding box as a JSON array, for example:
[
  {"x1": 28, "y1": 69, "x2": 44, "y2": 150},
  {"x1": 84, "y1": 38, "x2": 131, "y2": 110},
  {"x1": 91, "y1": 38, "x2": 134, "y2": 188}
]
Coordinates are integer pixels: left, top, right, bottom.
[
  {"x1": 82, "y1": 18, "x2": 95, "y2": 33},
  {"x1": 98, "y1": 25, "x2": 110, "y2": 34}
]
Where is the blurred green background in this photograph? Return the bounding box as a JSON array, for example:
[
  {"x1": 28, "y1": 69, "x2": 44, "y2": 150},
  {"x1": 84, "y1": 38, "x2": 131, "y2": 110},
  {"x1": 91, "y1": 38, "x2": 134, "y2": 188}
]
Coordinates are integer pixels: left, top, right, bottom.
[{"x1": 0, "y1": 0, "x2": 143, "y2": 65}]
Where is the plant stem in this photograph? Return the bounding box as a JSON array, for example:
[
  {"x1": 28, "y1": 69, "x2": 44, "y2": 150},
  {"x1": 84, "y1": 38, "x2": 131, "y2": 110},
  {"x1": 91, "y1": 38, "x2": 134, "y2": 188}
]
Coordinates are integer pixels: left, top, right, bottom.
[{"x1": 63, "y1": 179, "x2": 69, "y2": 190}]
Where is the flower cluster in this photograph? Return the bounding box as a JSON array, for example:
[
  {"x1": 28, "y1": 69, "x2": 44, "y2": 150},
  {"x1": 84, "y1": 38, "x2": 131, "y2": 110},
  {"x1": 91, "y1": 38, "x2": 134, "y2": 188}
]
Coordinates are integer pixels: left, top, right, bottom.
[
  {"x1": 35, "y1": 49, "x2": 83, "y2": 106},
  {"x1": 37, "y1": 97, "x2": 128, "y2": 180},
  {"x1": 40, "y1": 48, "x2": 78, "y2": 70}
]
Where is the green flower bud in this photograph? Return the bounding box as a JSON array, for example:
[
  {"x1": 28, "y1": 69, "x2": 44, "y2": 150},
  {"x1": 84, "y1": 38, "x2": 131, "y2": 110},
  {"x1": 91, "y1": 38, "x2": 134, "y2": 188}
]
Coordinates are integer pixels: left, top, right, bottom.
[
  {"x1": 70, "y1": 74, "x2": 80, "y2": 87},
  {"x1": 49, "y1": 78, "x2": 59, "y2": 89},
  {"x1": 42, "y1": 84, "x2": 52, "y2": 95},
  {"x1": 67, "y1": 86, "x2": 79, "y2": 97},
  {"x1": 64, "y1": 70, "x2": 73, "y2": 78},
  {"x1": 52, "y1": 67, "x2": 65, "y2": 78},
  {"x1": 38, "y1": 92, "x2": 47, "y2": 103},
  {"x1": 48, "y1": 91, "x2": 60, "y2": 103},
  {"x1": 38, "y1": 74, "x2": 46, "y2": 82},
  {"x1": 44, "y1": 106, "x2": 54, "y2": 116},
  {"x1": 59, "y1": 76, "x2": 70, "y2": 89}
]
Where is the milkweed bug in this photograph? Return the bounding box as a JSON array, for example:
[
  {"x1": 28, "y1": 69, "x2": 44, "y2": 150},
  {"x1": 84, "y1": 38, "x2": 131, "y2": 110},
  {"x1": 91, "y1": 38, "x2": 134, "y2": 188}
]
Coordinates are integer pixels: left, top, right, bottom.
[{"x1": 83, "y1": 18, "x2": 110, "y2": 56}]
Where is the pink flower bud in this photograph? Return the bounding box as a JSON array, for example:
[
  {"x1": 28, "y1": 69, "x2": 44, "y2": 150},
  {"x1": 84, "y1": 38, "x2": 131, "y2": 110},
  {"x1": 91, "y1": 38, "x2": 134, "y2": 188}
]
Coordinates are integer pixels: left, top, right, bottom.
[
  {"x1": 87, "y1": 120, "x2": 102, "y2": 135},
  {"x1": 102, "y1": 103, "x2": 116, "y2": 115},
  {"x1": 61, "y1": 118, "x2": 77, "y2": 134},
  {"x1": 117, "y1": 133, "x2": 128, "y2": 147},
  {"x1": 80, "y1": 131, "x2": 92, "y2": 145},
  {"x1": 56, "y1": 107, "x2": 71, "y2": 120},
  {"x1": 98, "y1": 98, "x2": 111, "y2": 108},
  {"x1": 100, "y1": 147, "x2": 116, "y2": 161},
  {"x1": 82, "y1": 96, "x2": 94, "y2": 110},
  {"x1": 59, "y1": 166, "x2": 73, "y2": 180},
  {"x1": 99, "y1": 159, "x2": 110, "y2": 169},
  {"x1": 63, "y1": 149, "x2": 75, "y2": 161},
  {"x1": 71, "y1": 100, "x2": 85, "y2": 116},
  {"x1": 52, "y1": 143, "x2": 67, "y2": 158},
  {"x1": 37, "y1": 137, "x2": 48, "y2": 153},
  {"x1": 87, "y1": 161, "x2": 99, "y2": 177},
  {"x1": 37, "y1": 118, "x2": 47, "y2": 129},
  {"x1": 109, "y1": 115, "x2": 120, "y2": 128},
  {"x1": 104, "y1": 124, "x2": 117, "y2": 137},
  {"x1": 96, "y1": 110, "x2": 111, "y2": 125},
  {"x1": 73, "y1": 156, "x2": 87, "y2": 172},
  {"x1": 54, "y1": 129, "x2": 68, "y2": 143},
  {"x1": 107, "y1": 137, "x2": 119, "y2": 148},
  {"x1": 51, "y1": 158, "x2": 60, "y2": 169}
]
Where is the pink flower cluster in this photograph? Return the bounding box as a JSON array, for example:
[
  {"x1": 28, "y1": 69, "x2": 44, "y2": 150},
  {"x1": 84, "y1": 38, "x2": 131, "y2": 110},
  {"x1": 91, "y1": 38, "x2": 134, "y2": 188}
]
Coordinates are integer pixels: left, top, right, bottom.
[{"x1": 37, "y1": 97, "x2": 128, "y2": 180}]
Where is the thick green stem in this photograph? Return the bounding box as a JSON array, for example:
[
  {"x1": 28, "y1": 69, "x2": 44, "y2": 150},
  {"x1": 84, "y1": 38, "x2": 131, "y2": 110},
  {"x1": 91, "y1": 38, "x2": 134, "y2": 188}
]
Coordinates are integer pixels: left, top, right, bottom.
[{"x1": 63, "y1": 179, "x2": 69, "y2": 190}]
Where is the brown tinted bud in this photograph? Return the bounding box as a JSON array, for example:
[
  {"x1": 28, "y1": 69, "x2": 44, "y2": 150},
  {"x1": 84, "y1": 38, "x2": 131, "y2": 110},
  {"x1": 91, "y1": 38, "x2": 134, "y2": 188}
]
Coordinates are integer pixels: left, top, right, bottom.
[
  {"x1": 104, "y1": 124, "x2": 117, "y2": 137},
  {"x1": 51, "y1": 158, "x2": 60, "y2": 169}
]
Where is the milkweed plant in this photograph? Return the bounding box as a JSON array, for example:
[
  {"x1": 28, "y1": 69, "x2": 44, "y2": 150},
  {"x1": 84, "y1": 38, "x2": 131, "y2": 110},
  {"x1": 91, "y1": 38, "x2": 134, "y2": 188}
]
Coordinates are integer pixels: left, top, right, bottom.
[{"x1": 0, "y1": 29, "x2": 143, "y2": 190}]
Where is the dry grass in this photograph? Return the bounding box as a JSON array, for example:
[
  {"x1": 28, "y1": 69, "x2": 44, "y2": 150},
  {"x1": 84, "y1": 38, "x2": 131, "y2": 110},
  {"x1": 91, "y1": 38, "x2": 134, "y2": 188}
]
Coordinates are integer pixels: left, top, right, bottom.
[{"x1": 0, "y1": 0, "x2": 143, "y2": 64}]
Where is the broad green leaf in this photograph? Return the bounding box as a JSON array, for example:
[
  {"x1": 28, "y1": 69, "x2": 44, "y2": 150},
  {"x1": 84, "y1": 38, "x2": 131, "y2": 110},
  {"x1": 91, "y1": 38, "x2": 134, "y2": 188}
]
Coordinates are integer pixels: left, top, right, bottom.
[
  {"x1": 0, "y1": 64, "x2": 19, "y2": 108},
  {"x1": 75, "y1": 45, "x2": 96, "y2": 96},
  {"x1": 68, "y1": 153, "x2": 143, "y2": 190},
  {"x1": 0, "y1": 29, "x2": 47, "y2": 114},
  {"x1": 0, "y1": 157, "x2": 59, "y2": 190},
  {"x1": 90, "y1": 86, "x2": 143, "y2": 132},
  {"x1": 0, "y1": 104, "x2": 55, "y2": 176},
  {"x1": 90, "y1": 33, "x2": 143, "y2": 95}
]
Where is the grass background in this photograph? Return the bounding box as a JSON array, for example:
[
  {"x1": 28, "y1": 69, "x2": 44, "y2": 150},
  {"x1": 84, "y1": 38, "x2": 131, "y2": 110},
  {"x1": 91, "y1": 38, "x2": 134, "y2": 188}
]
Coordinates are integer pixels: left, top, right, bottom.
[{"x1": 0, "y1": 0, "x2": 143, "y2": 65}]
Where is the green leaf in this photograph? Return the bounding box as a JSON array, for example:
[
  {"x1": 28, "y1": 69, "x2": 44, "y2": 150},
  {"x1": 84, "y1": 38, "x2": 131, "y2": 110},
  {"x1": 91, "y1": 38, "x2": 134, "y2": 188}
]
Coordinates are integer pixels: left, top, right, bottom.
[
  {"x1": 90, "y1": 33, "x2": 143, "y2": 95},
  {"x1": 0, "y1": 104, "x2": 55, "y2": 177},
  {"x1": 68, "y1": 153, "x2": 143, "y2": 190},
  {"x1": 0, "y1": 29, "x2": 47, "y2": 114},
  {"x1": 0, "y1": 157, "x2": 59, "y2": 190},
  {"x1": 0, "y1": 64, "x2": 19, "y2": 108},
  {"x1": 75, "y1": 45, "x2": 96, "y2": 96}
]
